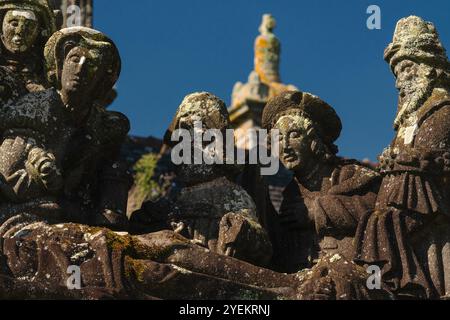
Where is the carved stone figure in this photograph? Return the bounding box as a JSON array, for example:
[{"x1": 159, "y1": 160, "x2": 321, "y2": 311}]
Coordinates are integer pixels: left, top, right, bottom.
[
  {"x1": 229, "y1": 14, "x2": 297, "y2": 150},
  {"x1": 262, "y1": 91, "x2": 381, "y2": 273},
  {"x1": 0, "y1": 0, "x2": 57, "y2": 91},
  {"x1": 355, "y1": 16, "x2": 450, "y2": 300},
  {"x1": 253, "y1": 14, "x2": 297, "y2": 98},
  {"x1": 254, "y1": 14, "x2": 280, "y2": 85},
  {"x1": 0, "y1": 27, "x2": 130, "y2": 229},
  {"x1": 132, "y1": 92, "x2": 273, "y2": 267}
]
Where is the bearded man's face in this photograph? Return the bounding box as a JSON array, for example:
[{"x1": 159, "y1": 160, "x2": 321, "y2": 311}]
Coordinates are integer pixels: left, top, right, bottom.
[{"x1": 393, "y1": 59, "x2": 435, "y2": 127}]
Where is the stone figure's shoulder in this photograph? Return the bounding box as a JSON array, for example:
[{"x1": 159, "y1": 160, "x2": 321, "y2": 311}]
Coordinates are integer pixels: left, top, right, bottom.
[
  {"x1": 13, "y1": 88, "x2": 60, "y2": 107},
  {"x1": 0, "y1": 88, "x2": 63, "y2": 128},
  {"x1": 417, "y1": 89, "x2": 450, "y2": 126},
  {"x1": 281, "y1": 178, "x2": 303, "y2": 203},
  {"x1": 89, "y1": 108, "x2": 130, "y2": 146},
  {"x1": 328, "y1": 159, "x2": 381, "y2": 195}
]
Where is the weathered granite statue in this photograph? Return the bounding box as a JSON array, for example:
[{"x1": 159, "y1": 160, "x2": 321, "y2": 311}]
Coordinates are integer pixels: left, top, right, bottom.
[
  {"x1": 262, "y1": 91, "x2": 381, "y2": 273},
  {"x1": 0, "y1": 24, "x2": 391, "y2": 301},
  {"x1": 355, "y1": 16, "x2": 450, "y2": 300},
  {"x1": 132, "y1": 92, "x2": 273, "y2": 267},
  {"x1": 0, "y1": 26, "x2": 131, "y2": 229},
  {"x1": 0, "y1": 82, "x2": 381, "y2": 300},
  {"x1": 0, "y1": 27, "x2": 312, "y2": 301},
  {"x1": 0, "y1": 0, "x2": 57, "y2": 92}
]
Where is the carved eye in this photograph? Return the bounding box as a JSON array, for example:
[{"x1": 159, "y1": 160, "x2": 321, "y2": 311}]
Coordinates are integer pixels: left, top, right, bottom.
[
  {"x1": 400, "y1": 62, "x2": 414, "y2": 73},
  {"x1": 10, "y1": 20, "x2": 19, "y2": 27},
  {"x1": 290, "y1": 131, "x2": 302, "y2": 139},
  {"x1": 70, "y1": 55, "x2": 81, "y2": 64}
]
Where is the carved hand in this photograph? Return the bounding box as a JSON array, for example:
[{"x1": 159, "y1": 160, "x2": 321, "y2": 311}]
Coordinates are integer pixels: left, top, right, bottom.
[
  {"x1": 25, "y1": 148, "x2": 63, "y2": 193},
  {"x1": 217, "y1": 211, "x2": 273, "y2": 266}
]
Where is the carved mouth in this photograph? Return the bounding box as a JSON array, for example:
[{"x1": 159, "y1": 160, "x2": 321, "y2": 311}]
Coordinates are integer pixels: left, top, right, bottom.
[
  {"x1": 283, "y1": 154, "x2": 297, "y2": 162},
  {"x1": 69, "y1": 78, "x2": 81, "y2": 86},
  {"x1": 12, "y1": 36, "x2": 22, "y2": 45}
]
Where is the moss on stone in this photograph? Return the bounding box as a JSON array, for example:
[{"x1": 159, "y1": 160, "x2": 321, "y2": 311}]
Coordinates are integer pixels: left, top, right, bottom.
[
  {"x1": 130, "y1": 233, "x2": 189, "y2": 261},
  {"x1": 124, "y1": 256, "x2": 148, "y2": 283},
  {"x1": 133, "y1": 153, "x2": 164, "y2": 204}
]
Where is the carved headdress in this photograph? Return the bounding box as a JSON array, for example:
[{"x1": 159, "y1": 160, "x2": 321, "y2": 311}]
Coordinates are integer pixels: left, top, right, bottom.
[
  {"x1": 262, "y1": 91, "x2": 342, "y2": 149},
  {"x1": 44, "y1": 26, "x2": 121, "y2": 103},
  {"x1": 384, "y1": 16, "x2": 450, "y2": 72}
]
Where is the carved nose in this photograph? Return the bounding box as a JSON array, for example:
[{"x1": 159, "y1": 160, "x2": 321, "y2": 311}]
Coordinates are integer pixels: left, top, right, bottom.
[{"x1": 282, "y1": 136, "x2": 290, "y2": 150}]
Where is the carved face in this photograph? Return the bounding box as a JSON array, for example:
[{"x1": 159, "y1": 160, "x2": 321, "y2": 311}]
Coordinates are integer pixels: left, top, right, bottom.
[
  {"x1": 60, "y1": 46, "x2": 102, "y2": 103},
  {"x1": 1, "y1": 10, "x2": 39, "y2": 54},
  {"x1": 274, "y1": 114, "x2": 314, "y2": 171},
  {"x1": 393, "y1": 59, "x2": 435, "y2": 126},
  {"x1": 394, "y1": 60, "x2": 421, "y2": 103}
]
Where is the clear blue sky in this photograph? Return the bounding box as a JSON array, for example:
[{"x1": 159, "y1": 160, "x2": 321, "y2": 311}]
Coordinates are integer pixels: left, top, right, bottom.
[{"x1": 94, "y1": 0, "x2": 450, "y2": 162}]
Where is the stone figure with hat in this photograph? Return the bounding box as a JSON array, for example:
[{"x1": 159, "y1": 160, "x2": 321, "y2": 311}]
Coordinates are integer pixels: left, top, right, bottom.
[
  {"x1": 355, "y1": 16, "x2": 450, "y2": 299},
  {"x1": 262, "y1": 91, "x2": 381, "y2": 274}
]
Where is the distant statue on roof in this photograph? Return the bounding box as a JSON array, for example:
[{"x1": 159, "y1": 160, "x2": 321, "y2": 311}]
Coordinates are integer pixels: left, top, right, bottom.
[
  {"x1": 230, "y1": 14, "x2": 297, "y2": 148},
  {"x1": 254, "y1": 14, "x2": 280, "y2": 84}
]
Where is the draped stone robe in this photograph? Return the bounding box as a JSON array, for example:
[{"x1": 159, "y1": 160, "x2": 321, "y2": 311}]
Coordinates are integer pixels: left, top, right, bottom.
[
  {"x1": 355, "y1": 88, "x2": 450, "y2": 299},
  {"x1": 271, "y1": 159, "x2": 380, "y2": 273}
]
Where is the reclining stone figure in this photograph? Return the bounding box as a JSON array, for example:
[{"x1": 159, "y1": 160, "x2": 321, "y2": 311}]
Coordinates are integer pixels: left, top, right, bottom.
[
  {"x1": 355, "y1": 16, "x2": 450, "y2": 300},
  {"x1": 262, "y1": 91, "x2": 381, "y2": 273}
]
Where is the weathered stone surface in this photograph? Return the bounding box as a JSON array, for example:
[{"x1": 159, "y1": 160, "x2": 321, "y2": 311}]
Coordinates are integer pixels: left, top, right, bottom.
[{"x1": 4, "y1": 9, "x2": 450, "y2": 301}]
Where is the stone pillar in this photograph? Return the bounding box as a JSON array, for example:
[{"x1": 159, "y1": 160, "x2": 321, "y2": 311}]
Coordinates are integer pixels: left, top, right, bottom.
[{"x1": 49, "y1": 0, "x2": 93, "y2": 29}]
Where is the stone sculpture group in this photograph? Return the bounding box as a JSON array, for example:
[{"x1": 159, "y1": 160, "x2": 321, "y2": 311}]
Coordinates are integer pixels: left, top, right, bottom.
[{"x1": 0, "y1": 0, "x2": 449, "y2": 300}]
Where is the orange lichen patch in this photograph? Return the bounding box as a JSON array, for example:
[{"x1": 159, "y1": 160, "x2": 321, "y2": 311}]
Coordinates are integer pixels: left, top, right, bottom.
[{"x1": 254, "y1": 35, "x2": 281, "y2": 84}]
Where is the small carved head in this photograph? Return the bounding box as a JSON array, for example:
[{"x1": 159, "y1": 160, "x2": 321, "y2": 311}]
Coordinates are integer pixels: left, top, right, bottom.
[
  {"x1": 45, "y1": 27, "x2": 121, "y2": 107},
  {"x1": 165, "y1": 92, "x2": 230, "y2": 145},
  {"x1": 384, "y1": 16, "x2": 450, "y2": 128},
  {"x1": 165, "y1": 92, "x2": 239, "y2": 184},
  {"x1": 259, "y1": 14, "x2": 276, "y2": 35},
  {"x1": 1, "y1": 9, "x2": 39, "y2": 53},
  {"x1": 0, "y1": 0, "x2": 57, "y2": 55},
  {"x1": 263, "y1": 91, "x2": 341, "y2": 172}
]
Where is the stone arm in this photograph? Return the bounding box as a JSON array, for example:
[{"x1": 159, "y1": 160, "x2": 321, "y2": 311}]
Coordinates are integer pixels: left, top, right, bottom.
[
  {"x1": 90, "y1": 110, "x2": 131, "y2": 230},
  {"x1": 92, "y1": 159, "x2": 132, "y2": 230},
  {"x1": 309, "y1": 165, "x2": 381, "y2": 238},
  {"x1": 216, "y1": 211, "x2": 273, "y2": 267}
]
